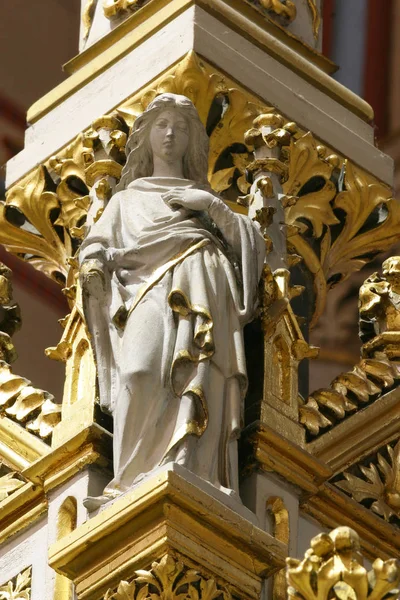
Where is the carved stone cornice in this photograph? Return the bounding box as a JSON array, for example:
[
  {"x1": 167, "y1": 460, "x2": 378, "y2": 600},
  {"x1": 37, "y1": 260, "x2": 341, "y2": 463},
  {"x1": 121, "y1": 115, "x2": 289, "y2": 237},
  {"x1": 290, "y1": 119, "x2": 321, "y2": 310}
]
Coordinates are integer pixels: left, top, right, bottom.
[
  {"x1": 49, "y1": 467, "x2": 286, "y2": 600},
  {"x1": 37, "y1": 1, "x2": 359, "y2": 125}
]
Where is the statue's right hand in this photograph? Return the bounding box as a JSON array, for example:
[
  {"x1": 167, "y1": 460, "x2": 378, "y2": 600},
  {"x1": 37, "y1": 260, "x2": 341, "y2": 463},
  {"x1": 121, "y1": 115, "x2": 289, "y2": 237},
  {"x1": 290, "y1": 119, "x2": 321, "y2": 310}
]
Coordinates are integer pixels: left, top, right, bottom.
[{"x1": 80, "y1": 259, "x2": 106, "y2": 291}]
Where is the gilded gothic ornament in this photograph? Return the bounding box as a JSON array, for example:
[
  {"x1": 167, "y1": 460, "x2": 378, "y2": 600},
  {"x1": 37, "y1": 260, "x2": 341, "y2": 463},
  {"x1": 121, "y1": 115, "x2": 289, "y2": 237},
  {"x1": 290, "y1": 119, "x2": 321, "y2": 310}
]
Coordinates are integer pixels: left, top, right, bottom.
[
  {"x1": 0, "y1": 468, "x2": 25, "y2": 502},
  {"x1": 0, "y1": 262, "x2": 61, "y2": 442},
  {"x1": 306, "y1": 0, "x2": 321, "y2": 40},
  {"x1": 335, "y1": 439, "x2": 400, "y2": 523},
  {"x1": 2, "y1": 52, "x2": 400, "y2": 447},
  {"x1": 104, "y1": 554, "x2": 232, "y2": 600},
  {"x1": 0, "y1": 362, "x2": 61, "y2": 440},
  {"x1": 0, "y1": 568, "x2": 31, "y2": 600},
  {"x1": 286, "y1": 527, "x2": 400, "y2": 600},
  {"x1": 0, "y1": 264, "x2": 20, "y2": 364},
  {"x1": 300, "y1": 257, "x2": 400, "y2": 437},
  {"x1": 253, "y1": 0, "x2": 297, "y2": 23},
  {"x1": 103, "y1": 0, "x2": 144, "y2": 18}
]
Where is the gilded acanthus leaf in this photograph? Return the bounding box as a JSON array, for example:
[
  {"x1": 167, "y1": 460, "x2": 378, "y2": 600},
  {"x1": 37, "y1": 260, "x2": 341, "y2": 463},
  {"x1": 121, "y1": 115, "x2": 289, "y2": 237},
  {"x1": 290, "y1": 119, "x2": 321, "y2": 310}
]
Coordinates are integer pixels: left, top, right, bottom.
[
  {"x1": 335, "y1": 439, "x2": 400, "y2": 522},
  {"x1": 103, "y1": 0, "x2": 139, "y2": 19},
  {"x1": 0, "y1": 567, "x2": 31, "y2": 600},
  {"x1": 0, "y1": 471, "x2": 25, "y2": 502},
  {"x1": 0, "y1": 361, "x2": 60, "y2": 442},
  {"x1": 103, "y1": 554, "x2": 232, "y2": 600},
  {"x1": 0, "y1": 166, "x2": 71, "y2": 283},
  {"x1": 325, "y1": 162, "x2": 395, "y2": 284}
]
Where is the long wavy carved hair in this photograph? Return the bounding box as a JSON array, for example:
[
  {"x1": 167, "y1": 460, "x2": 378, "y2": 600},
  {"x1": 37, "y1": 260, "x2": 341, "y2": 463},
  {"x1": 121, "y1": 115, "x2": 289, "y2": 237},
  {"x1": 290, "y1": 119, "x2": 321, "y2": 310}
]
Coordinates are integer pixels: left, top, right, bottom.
[{"x1": 116, "y1": 94, "x2": 210, "y2": 192}]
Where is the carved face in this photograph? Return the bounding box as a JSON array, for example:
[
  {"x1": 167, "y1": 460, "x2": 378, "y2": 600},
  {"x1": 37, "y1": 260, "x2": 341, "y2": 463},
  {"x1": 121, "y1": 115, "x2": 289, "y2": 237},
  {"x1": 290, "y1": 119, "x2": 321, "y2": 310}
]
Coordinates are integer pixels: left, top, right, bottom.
[{"x1": 149, "y1": 109, "x2": 189, "y2": 166}]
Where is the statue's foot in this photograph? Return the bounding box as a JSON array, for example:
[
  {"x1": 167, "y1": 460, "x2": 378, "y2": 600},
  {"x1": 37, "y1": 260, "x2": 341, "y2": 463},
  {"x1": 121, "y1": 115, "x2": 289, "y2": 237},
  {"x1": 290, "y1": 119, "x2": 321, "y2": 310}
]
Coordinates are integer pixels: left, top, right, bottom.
[{"x1": 83, "y1": 494, "x2": 114, "y2": 511}]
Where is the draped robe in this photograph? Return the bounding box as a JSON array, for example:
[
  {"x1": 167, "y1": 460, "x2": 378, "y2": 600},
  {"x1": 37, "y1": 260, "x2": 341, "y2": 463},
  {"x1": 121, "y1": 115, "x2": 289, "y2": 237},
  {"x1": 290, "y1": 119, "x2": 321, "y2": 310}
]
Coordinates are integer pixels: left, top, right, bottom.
[{"x1": 79, "y1": 177, "x2": 265, "y2": 495}]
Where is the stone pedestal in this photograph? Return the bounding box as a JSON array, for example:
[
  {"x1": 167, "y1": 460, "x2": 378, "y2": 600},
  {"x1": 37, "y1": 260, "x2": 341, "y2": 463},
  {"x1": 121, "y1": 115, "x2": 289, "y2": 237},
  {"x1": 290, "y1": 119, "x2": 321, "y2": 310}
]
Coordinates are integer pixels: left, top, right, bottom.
[{"x1": 49, "y1": 466, "x2": 286, "y2": 600}]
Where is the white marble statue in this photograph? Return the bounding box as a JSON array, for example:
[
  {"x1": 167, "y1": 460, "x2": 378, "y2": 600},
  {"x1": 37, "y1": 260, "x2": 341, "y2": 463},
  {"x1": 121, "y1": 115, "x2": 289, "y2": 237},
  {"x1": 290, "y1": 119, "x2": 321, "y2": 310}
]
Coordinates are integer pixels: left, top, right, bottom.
[{"x1": 79, "y1": 93, "x2": 265, "y2": 507}]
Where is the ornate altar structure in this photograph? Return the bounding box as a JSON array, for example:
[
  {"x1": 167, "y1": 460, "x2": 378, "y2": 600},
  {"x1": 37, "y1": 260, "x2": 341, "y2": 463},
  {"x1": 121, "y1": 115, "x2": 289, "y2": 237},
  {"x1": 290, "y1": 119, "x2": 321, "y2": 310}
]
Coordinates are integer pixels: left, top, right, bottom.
[{"x1": 1, "y1": 2, "x2": 400, "y2": 599}]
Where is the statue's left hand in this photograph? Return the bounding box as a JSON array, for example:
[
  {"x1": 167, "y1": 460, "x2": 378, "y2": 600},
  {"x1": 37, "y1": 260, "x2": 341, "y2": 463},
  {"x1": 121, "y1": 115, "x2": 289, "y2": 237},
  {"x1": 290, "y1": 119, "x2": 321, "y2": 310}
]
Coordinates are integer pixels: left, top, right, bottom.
[{"x1": 162, "y1": 188, "x2": 216, "y2": 212}]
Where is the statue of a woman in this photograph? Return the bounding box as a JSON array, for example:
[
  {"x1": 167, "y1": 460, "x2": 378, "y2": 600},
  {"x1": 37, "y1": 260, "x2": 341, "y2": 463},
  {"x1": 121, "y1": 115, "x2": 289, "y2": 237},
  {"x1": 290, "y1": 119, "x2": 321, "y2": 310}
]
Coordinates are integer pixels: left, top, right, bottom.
[{"x1": 79, "y1": 93, "x2": 265, "y2": 507}]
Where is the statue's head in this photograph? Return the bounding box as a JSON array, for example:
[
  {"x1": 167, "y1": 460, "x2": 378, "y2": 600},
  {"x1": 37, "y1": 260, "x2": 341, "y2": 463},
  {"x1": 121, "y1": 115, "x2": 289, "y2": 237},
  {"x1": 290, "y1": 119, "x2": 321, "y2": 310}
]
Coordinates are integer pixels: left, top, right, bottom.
[{"x1": 116, "y1": 93, "x2": 209, "y2": 191}]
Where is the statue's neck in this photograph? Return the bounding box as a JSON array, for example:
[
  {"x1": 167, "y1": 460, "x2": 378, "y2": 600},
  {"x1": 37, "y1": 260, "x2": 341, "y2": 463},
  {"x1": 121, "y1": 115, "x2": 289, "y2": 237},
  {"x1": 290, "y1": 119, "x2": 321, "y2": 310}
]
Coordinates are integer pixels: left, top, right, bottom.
[{"x1": 152, "y1": 156, "x2": 184, "y2": 178}]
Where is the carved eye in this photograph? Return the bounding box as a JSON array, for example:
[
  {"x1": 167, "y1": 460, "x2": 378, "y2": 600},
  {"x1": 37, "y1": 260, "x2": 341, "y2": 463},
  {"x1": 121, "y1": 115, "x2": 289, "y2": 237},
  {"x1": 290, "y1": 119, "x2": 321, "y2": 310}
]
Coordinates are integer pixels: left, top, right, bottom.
[{"x1": 176, "y1": 122, "x2": 189, "y2": 133}]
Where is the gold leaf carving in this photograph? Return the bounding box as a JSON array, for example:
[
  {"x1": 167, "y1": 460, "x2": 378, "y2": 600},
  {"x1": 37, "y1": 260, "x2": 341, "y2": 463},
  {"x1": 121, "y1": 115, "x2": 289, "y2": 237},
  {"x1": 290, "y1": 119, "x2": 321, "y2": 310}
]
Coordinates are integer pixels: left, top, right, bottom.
[
  {"x1": 5, "y1": 53, "x2": 399, "y2": 351},
  {"x1": 284, "y1": 143, "x2": 398, "y2": 327},
  {"x1": 301, "y1": 257, "x2": 400, "y2": 437},
  {"x1": 286, "y1": 527, "x2": 400, "y2": 600},
  {"x1": 82, "y1": 0, "x2": 97, "y2": 41},
  {"x1": 335, "y1": 439, "x2": 400, "y2": 522},
  {"x1": 256, "y1": 0, "x2": 297, "y2": 22},
  {"x1": 0, "y1": 166, "x2": 72, "y2": 283},
  {"x1": 0, "y1": 264, "x2": 21, "y2": 364},
  {"x1": 0, "y1": 470, "x2": 25, "y2": 502},
  {"x1": 306, "y1": 0, "x2": 321, "y2": 40},
  {"x1": 284, "y1": 134, "x2": 338, "y2": 238},
  {"x1": 325, "y1": 162, "x2": 394, "y2": 285},
  {"x1": 0, "y1": 567, "x2": 31, "y2": 600},
  {"x1": 104, "y1": 554, "x2": 232, "y2": 600},
  {"x1": 103, "y1": 0, "x2": 140, "y2": 19},
  {"x1": 0, "y1": 362, "x2": 60, "y2": 442}
]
